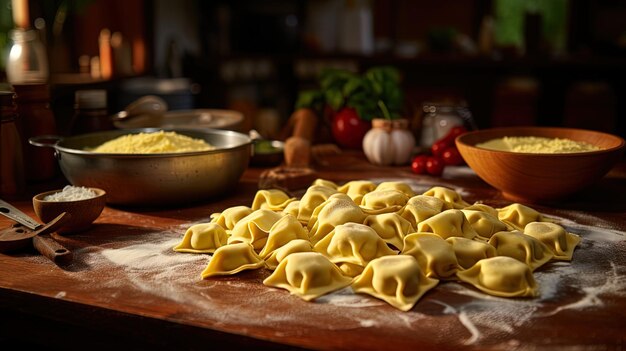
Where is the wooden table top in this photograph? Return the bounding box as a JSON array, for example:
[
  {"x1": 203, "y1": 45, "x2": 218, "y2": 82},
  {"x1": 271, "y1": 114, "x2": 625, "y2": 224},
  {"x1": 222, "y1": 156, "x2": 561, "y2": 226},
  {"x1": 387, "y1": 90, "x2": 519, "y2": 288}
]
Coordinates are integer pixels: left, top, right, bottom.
[{"x1": 1, "y1": 152, "x2": 625, "y2": 350}]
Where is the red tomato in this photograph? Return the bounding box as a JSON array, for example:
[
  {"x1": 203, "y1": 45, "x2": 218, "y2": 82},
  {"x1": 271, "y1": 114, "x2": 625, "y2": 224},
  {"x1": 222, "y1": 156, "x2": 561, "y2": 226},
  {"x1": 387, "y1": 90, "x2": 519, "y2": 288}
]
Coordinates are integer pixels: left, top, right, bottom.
[
  {"x1": 441, "y1": 146, "x2": 464, "y2": 165},
  {"x1": 426, "y1": 157, "x2": 445, "y2": 176},
  {"x1": 431, "y1": 139, "x2": 451, "y2": 157},
  {"x1": 411, "y1": 155, "x2": 429, "y2": 174},
  {"x1": 331, "y1": 108, "x2": 371, "y2": 149},
  {"x1": 447, "y1": 126, "x2": 467, "y2": 138}
]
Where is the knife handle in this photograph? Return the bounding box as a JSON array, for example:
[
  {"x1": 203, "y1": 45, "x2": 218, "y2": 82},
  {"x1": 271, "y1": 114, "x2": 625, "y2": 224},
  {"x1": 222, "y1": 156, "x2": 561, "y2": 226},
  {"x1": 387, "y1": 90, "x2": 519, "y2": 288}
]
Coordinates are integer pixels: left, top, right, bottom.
[{"x1": 32, "y1": 234, "x2": 73, "y2": 265}]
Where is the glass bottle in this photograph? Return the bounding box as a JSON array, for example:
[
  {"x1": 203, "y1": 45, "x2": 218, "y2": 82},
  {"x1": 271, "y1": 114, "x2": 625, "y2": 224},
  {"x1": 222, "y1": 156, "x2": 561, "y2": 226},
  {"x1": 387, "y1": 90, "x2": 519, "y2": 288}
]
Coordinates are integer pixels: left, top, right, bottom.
[
  {"x1": 6, "y1": 28, "x2": 49, "y2": 84},
  {"x1": 69, "y1": 89, "x2": 113, "y2": 135},
  {"x1": 0, "y1": 91, "x2": 25, "y2": 198}
]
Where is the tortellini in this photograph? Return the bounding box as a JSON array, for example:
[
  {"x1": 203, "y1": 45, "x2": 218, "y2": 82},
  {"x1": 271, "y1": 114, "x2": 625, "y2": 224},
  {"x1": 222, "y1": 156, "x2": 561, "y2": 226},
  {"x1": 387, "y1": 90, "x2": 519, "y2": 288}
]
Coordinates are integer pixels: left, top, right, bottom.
[
  {"x1": 312, "y1": 178, "x2": 339, "y2": 189},
  {"x1": 446, "y1": 237, "x2": 496, "y2": 270},
  {"x1": 265, "y1": 239, "x2": 313, "y2": 271},
  {"x1": 456, "y1": 256, "x2": 538, "y2": 297},
  {"x1": 402, "y1": 233, "x2": 459, "y2": 279},
  {"x1": 201, "y1": 243, "x2": 265, "y2": 279},
  {"x1": 228, "y1": 209, "x2": 283, "y2": 251},
  {"x1": 337, "y1": 180, "x2": 376, "y2": 205},
  {"x1": 497, "y1": 203, "x2": 545, "y2": 231},
  {"x1": 488, "y1": 231, "x2": 553, "y2": 271},
  {"x1": 307, "y1": 194, "x2": 367, "y2": 244},
  {"x1": 176, "y1": 178, "x2": 584, "y2": 307},
  {"x1": 417, "y1": 209, "x2": 478, "y2": 240},
  {"x1": 399, "y1": 195, "x2": 445, "y2": 228},
  {"x1": 359, "y1": 189, "x2": 409, "y2": 213},
  {"x1": 352, "y1": 255, "x2": 438, "y2": 311},
  {"x1": 314, "y1": 223, "x2": 396, "y2": 276},
  {"x1": 463, "y1": 203, "x2": 499, "y2": 217},
  {"x1": 210, "y1": 206, "x2": 253, "y2": 231},
  {"x1": 422, "y1": 186, "x2": 470, "y2": 209},
  {"x1": 461, "y1": 209, "x2": 508, "y2": 239},
  {"x1": 263, "y1": 252, "x2": 352, "y2": 301},
  {"x1": 297, "y1": 185, "x2": 338, "y2": 224},
  {"x1": 523, "y1": 222, "x2": 580, "y2": 261},
  {"x1": 375, "y1": 181, "x2": 416, "y2": 197},
  {"x1": 258, "y1": 214, "x2": 309, "y2": 258},
  {"x1": 281, "y1": 200, "x2": 301, "y2": 218},
  {"x1": 251, "y1": 189, "x2": 295, "y2": 211},
  {"x1": 363, "y1": 213, "x2": 414, "y2": 250},
  {"x1": 173, "y1": 223, "x2": 228, "y2": 254}
]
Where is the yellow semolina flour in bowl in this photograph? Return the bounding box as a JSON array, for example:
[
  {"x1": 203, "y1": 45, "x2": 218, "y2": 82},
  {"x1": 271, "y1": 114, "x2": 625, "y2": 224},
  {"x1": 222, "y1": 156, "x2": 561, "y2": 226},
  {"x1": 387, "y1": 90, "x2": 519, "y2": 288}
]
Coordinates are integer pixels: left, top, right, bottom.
[
  {"x1": 90, "y1": 130, "x2": 215, "y2": 153},
  {"x1": 476, "y1": 136, "x2": 601, "y2": 154}
]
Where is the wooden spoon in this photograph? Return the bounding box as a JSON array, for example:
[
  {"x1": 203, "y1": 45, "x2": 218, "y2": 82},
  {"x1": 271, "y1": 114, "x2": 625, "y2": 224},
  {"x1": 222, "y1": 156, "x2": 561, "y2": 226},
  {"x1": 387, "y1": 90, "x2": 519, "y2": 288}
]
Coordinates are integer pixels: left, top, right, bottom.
[{"x1": 0, "y1": 212, "x2": 73, "y2": 265}]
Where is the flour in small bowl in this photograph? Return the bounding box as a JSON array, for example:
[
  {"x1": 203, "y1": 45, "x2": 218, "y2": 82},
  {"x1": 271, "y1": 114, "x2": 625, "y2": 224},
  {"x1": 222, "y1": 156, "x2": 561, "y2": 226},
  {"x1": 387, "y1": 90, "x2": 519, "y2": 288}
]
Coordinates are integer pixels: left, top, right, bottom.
[{"x1": 43, "y1": 185, "x2": 97, "y2": 201}]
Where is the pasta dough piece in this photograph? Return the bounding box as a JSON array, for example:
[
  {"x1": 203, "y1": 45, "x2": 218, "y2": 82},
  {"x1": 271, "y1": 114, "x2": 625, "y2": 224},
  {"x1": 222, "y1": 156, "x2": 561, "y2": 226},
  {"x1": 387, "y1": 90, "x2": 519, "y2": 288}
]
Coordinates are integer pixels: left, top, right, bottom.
[
  {"x1": 210, "y1": 206, "x2": 253, "y2": 231},
  {"x1": 201, "y1": 242, "x2": 265, "y2": 278},
  {"x1": 251, "y1": 189, "x2": 295, "y2": 211},
  {"x1": 523, "y1": 222, "x2": 580, "y2": 261},
  {"x1": 463, "y1": 203, "x2": 499, "y2": 217},
  {"x1": 352, "y1": 255, "x2": 438, "y2": 311},
  {"x1": 228, "y1": 209, "x2": 283, "y2": 251},
  {"x1": 446, "y1": 237, "x2": 497, "y2": 270},
  {"x1": 422, "y1": 186, "x2": 470, "y2": 209},
  {"x1": 263, "y1": 252, "x2": 352, "y2": 301},
  {"x1": 265, "y1": 239, "x2": 313, "y2": 270},
  {"x1": 488, "y1": 231, "x2": 554, "y2": 271},
  {"x1": 173, "y1": 223, "x2": 228, "y2": 254},
  {"x1": 337, "y1": 262, "x2": 365, "y2": 277},
  {"x1": 337, "y1": 180, "x2": 377, "y2": 205},
  {"x1": 307, "y1": 194, "x2": 367, "y2": 244},
  {"x1": 375, "y1": 181, "x2": 416, "y2": 197},
  {"x1": 312, "y1": 178, "x2": 339, "y2": 189},
  {"x1": 363, "y1": 213, "x2": 414, "y2": 250},
  {"x1": 314, "y1": 223, "x2": 396, "y2": 276},
  {"x1": 402, "y1": 233, "x2": 459, "y2": 279},
  {"x1": 297, "y1": 185, "x2": 339, "y2": 224},
  {"x1": 461, "y1": 209, "x2": 508, "y2": 239},
  {"x1": 497, "y1": 203, "x2": 544, "y2": 231},
  {"x1": 258, "y1": 214, "x2": 309, "y2": 258},
  {"x1": 399, "y1": 195, "x2": 445, "y2": 228},
  {"x1": 281, "y1": 200, "x2": 300, "y2": 218},
  {"x1": 416, "y1": 209, "x2": 478, "y2": 240},
  {"x1": 456, "y1": 256, "x2": 538, "y2": 297},
  {"x1": 359, "y1": 189, "x2": 409, "y2": 213}
]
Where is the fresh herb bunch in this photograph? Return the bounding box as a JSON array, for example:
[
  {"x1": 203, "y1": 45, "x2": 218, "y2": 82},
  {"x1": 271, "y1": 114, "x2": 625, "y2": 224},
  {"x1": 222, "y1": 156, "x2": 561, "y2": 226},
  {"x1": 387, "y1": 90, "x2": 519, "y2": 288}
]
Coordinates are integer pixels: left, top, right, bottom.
[{"x1": 296, "y1": 66, "x2": 404, "y2": 121}]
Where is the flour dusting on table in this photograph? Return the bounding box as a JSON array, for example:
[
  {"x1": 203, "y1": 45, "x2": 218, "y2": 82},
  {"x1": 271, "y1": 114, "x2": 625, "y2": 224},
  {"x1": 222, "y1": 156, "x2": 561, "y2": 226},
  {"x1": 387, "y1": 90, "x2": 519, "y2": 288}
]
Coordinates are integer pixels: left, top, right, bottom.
[{"x1": 65, "y1": 199, "x2": 626, "y2": 348}]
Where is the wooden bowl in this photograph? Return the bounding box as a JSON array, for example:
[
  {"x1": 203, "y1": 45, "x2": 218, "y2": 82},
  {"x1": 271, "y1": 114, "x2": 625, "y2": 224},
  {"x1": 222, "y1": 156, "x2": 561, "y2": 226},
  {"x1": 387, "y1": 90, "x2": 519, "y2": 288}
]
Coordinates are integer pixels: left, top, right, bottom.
[
  {"x1": 455, "y1": 127, "x2": 625, "y2": 203},
  {"x1": 33, "y1": 188, "x2": 106, "y2": 233}
]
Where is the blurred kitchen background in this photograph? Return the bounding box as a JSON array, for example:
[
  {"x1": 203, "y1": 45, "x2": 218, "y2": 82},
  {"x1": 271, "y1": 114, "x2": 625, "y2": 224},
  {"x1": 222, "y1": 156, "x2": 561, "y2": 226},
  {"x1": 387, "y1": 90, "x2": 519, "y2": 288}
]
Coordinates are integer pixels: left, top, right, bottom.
[{"x1": 1, "y1": 0, "x2": 625, "y2": 139}]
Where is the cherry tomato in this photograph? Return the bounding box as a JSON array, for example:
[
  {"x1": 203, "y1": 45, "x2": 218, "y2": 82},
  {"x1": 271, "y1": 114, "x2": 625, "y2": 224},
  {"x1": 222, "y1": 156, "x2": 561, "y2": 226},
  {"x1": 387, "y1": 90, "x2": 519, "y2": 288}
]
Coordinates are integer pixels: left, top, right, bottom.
[
  {"x1": 431, "y1": 139, "x2": 451, "y2": 157},
  {"x1": 441, "y1": 125, "x2": 468, "y2": 144},
  {"x1": 441, "y1": 146, "x2": 464, "y2": 166},
  {"x1": 331, "y1": 107, "x2": 371, "y2": 149},
  {"x1": 411, "y1": 155, "x2": 429, "y2": 174},
  {"x1": 426, "y1": 157, "x2": 445, "y2": 176}
]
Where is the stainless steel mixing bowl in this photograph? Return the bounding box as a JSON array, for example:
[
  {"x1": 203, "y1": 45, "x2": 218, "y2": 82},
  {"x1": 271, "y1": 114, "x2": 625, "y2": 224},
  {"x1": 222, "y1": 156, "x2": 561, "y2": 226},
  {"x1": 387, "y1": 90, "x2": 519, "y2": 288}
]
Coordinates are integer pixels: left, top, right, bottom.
[{"x1": 30, "y1": 128, "x2": 251, "y2": 206}]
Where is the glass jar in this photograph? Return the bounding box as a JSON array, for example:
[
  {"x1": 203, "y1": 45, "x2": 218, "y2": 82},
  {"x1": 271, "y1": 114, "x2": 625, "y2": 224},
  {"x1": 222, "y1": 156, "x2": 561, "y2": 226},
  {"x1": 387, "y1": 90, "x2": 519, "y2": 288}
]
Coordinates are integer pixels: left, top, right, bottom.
[
  {"x1": 6, "y1": 29, "x2": 49, "y2": 84},
  {"x1": 419, "y1": 102, "x2": 476, "y2": 148},
  {"x1": 0, "y1": 91, "x2": 25, "y2": 198}
]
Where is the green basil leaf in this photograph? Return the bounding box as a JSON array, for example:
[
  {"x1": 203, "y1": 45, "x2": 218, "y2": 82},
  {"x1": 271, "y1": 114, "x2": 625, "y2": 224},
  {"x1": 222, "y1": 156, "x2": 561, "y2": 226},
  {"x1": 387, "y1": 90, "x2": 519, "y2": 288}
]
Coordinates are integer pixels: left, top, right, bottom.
[{"x1": 325, "y1": 89, "x2": 344, "y2": 111}]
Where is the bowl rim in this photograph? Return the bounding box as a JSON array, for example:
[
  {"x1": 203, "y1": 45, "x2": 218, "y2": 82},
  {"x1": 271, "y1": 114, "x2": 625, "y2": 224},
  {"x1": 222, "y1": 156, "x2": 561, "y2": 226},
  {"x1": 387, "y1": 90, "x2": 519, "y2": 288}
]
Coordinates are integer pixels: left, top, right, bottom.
[
  {"x1": 38, "y1": 127, "x2": 252, "y2": 158},
  {"x1": 33, "y1": 187, "x2": 107, "y2": 203},
  {"x1": 455, "y1": 126, "x2": 626, "y2": 156}
]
